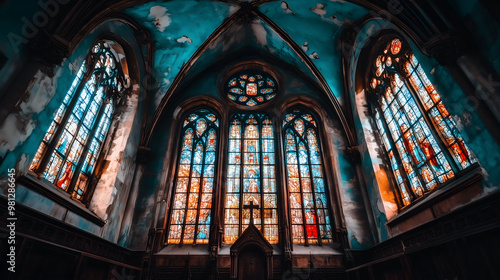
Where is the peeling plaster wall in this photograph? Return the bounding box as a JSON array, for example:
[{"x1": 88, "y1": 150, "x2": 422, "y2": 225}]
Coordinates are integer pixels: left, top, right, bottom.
[
  {"x1": 260, "y1": 0, "x2": 369, "y2": 105},
  {"x1": 353, "y1": 88, "x2": 395, "y2": 242},
  {"x1": 0, "y1": 67, "x2": 64, "y2": 159},
  {"x1": 93, "y1": 88, "x2": 142, "y2": 243},
  {"x1": 323, "y1": 112, "x2": 375, "y2": 249},
  {"x1": 123, "y1": 0, "x2": 370, "y2": 117},
  {"x1": 0, "y1": 19, "x2": 147, "y2": 246},
  {"x1": 347, "y1": 19, "x2": 500, "y2": 243},
  {"x1": 127, "y1": 52, "x2": 374, "y2": 250},
  {"x1": 124, "y1": 1, "x2": 236, "y2": 112},
  {"x1": 179, "y1": 19, "x2": 318, "y2": 88},
  {"x1": 127, "y1": 126, "x2": 169, "y2": 250}
]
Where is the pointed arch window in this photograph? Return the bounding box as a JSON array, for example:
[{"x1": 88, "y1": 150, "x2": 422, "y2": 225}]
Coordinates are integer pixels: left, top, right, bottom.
[
  {"x1": 369, "y1": 37, "x2": 476, "y2": 206},
  {"x1": 224, "y1": 113, "x2": 279, "y2": 244},
  {"x1": 283, "y1": 110, "x2": 333, "y2": 244},
  {"x1": 29, "y1": 41, "x2": 127, "y2": 202},
  {"x1": 168, "y1": 109, "x2": 219, "y2": 244}
]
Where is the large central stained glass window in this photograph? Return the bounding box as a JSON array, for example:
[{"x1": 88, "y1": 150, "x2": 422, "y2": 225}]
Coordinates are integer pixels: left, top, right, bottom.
[
  {"x1": 224, "y1": 113, "x2": 279, "y2": 244},
  {"x1": 168, "y1": 109, "x2": 218, "y2": 244}
]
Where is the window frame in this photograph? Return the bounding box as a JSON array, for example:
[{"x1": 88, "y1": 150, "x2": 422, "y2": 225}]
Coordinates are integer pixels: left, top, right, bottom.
[
  {"x1": 166, "y1": 108, "x2": 220, "y2": 245},
  {"x1": 164, "y1": 105, "x2": 338, "y2": 247},
  {"x1": 223, "y1": 112, "x2": 280, "y2": 245},
  {"x1": 367, "y1": 34, "x2": 477, "y2": 209},
  {"x1": 163, "y1": 65, "x2": 340, "y2": 249},
  {"x1": 28, "y1": 40, "x2": 127, "y2": 206},
  {"x1": 282, "y1": 108, "x2": 335, "y2": 245}
]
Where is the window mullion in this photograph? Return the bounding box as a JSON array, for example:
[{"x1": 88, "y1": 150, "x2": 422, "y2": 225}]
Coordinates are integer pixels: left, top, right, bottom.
[
  {"x1": 305, "y1": 125, "x2": 322, "y2": 245},
  {"x1": 194, "y1": 133, "x2": 207, "y2": 244},
  {"x1": 376, "y1": 105, "x2": 418, "y2": 201},
  {"x1": 67, "y1": 99, "x2": 108, "y2": 196},
  {"x1": 407, "y1": 66, "x2": 461, "y2": 172},
  {"x1": 258, "y1": 117, "x2": 264, "y2": 235},
  {"x1": 295, "y1": 132, "x2": 308, "y2": 246},
  {"x1": 238, "y1": 116, "x2": 244, "y2": 237},
  {"x1": 181, "y1": 126, "x2": 196, "y2": 245},
  {"x1": 35, "y1": 70, "x2": 93, "y2": 175}
]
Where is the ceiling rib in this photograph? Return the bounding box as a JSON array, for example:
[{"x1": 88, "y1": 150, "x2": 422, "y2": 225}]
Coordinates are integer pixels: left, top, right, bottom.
[
  {"x1": 142, "y1": 7, "x2": 243, "y2": 146},
  {"x1": 252, "y1": 9, "x2": 356, "y2": 146},
  {"x1": 143, "y1": 3, "x2": 356, "y2": 147}
]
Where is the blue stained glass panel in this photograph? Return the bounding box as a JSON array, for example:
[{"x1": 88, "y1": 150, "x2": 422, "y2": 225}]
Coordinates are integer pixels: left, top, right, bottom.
[
  {"x1": 313, "y1": 178, "x2": 325, "y2": 193},
  {"x1": 205, "y1": 152, "x2": 216, "y2": 165},
  {"x1": 298, "y1": 144, "x2": 308, "y2": 164},
  {"x1": 228, "y1": 165, "x2": 241, "y2": 178},
  {"x1": 193, "y1": 145, "x2": 203, "y2": 164},
  {"x1": 192, "y1": 164, "x2": 202, "y2": 176},
  {"x1": 300, "y1": 165, "x2": 310, "y2": 177},
  {"x1": 287, "y1": 152, "x2": 298, "y2": 164},
  {"x1": 204, "y1": 165, "x2": 215, "y2": 177},
  {"x1": 229, "y1": 139, "x2": 241, "y2": 153}
]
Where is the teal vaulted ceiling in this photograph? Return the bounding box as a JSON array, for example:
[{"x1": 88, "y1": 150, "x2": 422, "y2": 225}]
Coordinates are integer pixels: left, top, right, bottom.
[
  {"x1": 259, "y1": 0, "x2": 368, "y2": 102},
  {"x1": 123, "y1": 0, "x2": 369, "y2": 145},
  {"x1": 124, "y1": 1, "x2": 237, "y2": 108},
  {"x1": 0, "y1": 0, "x2": 453, "y2": 148}
]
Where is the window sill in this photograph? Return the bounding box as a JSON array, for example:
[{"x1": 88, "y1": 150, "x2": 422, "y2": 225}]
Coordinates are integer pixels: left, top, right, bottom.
[
  {"x1": 17, "y1": 172, "x2": 105, "y2": 227},
  {"x1": 386, "y1": 162, "x2": 483, "y2": 234}
]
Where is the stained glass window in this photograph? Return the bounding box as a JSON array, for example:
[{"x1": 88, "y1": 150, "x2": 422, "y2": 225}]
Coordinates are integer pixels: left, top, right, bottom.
[
  {"x1": 168, "y1": 109, "x2": 218, "y2": 244},
  {"x1": 283, "y1": 110, "x2": 333, "y2": 244},
  {"x1": 370, "y1": 37, "x2": 476, "y2": 206},
  {"x1": 29, "y1": 41, "x2": 126, "y2": 201},
  {"x1": 226, "y1": 71, "x2": 277, "y2": 106},
  {"x1": 224, "y1": 114, "x2": 278, "y2": 244}
]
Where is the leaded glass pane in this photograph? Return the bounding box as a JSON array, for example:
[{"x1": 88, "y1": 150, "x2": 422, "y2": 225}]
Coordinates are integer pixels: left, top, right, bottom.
[
  {"x1": 371, "y1": 37, "x2": 476, "y2": 206},
  {"x1": 167, "y1": 109, "x2": 218, "y2": 244},
  {"x1": 283, "y1": 111, "x2": 333, "y2": 244},
  {"x1": 29, "y1": 41, "x2": 125, "y2": 201},
  {"x1": 224, "y1": 114, "x2": 278, "y2": 244},
  {"x1": 226, "y1": 71, "x2": 277, "y2": 106}
]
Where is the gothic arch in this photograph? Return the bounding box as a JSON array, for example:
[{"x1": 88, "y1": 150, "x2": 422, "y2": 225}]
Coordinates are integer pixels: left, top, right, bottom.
[{"x1": 346, "y1": 19, "x2": 485, "y2": 240}]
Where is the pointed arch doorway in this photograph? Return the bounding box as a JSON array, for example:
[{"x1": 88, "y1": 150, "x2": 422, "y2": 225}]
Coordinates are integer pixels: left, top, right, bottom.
[
  {"x1": 230, "y1": 223, "x2": 274, "y2": 280},
  {"x1": 238, "y1": 245, "x2": 267, "y2": 280}
]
